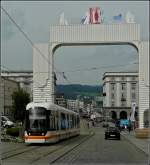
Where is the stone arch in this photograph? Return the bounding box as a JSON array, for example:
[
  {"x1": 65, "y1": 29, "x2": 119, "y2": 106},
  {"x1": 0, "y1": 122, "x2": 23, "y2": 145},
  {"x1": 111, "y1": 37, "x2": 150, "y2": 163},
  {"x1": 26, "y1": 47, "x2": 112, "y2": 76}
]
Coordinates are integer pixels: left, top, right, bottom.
[
  {"x1": 33, "y1": 24, "x2": 149, "y2": 129},
  {"x1": 110, "y1": 111, "x2": 117, "y2": 120}
]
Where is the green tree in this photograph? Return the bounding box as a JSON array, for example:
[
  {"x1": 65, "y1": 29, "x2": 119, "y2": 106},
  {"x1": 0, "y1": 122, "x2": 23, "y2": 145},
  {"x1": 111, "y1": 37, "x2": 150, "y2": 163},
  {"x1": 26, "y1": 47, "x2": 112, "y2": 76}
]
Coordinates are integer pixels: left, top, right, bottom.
[{"x1": 12, "y1": 89, "x2": 30, "y2": 123}]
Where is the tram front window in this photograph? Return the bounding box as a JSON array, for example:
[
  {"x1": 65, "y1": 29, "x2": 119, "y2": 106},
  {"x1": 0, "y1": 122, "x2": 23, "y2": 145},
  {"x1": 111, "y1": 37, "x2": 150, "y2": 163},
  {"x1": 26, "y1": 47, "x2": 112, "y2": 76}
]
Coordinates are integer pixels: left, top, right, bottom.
[
  {"x1": 27, "y1": 107, "x2": 47, "y2": 132},
  {"x1": 29, "y1": 118, "x2": 46, "y2": 131}
]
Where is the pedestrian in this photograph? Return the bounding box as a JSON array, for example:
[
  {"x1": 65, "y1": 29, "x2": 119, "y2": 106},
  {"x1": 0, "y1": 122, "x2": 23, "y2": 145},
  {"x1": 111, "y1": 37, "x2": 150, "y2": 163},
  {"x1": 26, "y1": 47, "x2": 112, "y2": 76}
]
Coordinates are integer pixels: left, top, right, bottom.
[
  {"x1": 92, "y1": 121, "x2": 94, "y2": 127},
  {"x1": 87, "y1": 121, "x2": 89, "y2": 128},
  {"x1": 128, "y1": 125, "x2": 131, "y2": 133}
]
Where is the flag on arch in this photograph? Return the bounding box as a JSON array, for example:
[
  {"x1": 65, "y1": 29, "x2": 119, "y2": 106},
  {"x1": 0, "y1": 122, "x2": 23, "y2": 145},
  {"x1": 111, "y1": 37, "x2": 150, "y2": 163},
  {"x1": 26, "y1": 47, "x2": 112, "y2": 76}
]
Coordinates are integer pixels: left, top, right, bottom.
[
  {"x1": 89, "y1": 7, "x2": 101, "y2": 24},
  {"x1": 81, "y1": 7, "x2": 101, "y2": 24},
  {"x1": 113, "y1": 13, "x2": 122, "y2": 22},
  {"x1": 81, "y1": 11, "x2": 90, "y2": 24}
]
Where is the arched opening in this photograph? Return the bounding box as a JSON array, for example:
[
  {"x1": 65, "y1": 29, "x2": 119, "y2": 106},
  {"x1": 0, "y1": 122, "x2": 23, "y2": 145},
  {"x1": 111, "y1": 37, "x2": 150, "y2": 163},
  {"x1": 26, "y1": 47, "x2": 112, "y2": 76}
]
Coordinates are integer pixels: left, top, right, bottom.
[
  {"x1": 53, "y1": 43, "x2": 138, "y2": 121},
  {"x1": 120, "y1": 111, "x2": 127, "y2": 119},
  {"x1": 53, "y1": 43, "x2": 138, "y2": 85},
  {"x1": 110, "y1": 111, "x2": 117, "y2": 120}
]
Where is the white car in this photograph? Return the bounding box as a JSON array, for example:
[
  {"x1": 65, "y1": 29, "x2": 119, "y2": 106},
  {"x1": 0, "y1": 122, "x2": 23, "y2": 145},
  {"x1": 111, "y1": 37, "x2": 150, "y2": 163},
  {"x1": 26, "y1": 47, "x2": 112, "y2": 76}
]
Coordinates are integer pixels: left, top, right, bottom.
[{"x1": 1, "y1": 116, "x2": 14, "y2": 128}]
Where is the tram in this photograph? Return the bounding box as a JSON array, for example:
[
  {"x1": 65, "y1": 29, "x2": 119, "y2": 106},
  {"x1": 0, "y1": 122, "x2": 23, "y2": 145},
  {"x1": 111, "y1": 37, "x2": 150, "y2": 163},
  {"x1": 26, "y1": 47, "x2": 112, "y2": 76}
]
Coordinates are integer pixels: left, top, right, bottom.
[{"x1": 24, "y1": 102, "x2": 80, "y2": 143}]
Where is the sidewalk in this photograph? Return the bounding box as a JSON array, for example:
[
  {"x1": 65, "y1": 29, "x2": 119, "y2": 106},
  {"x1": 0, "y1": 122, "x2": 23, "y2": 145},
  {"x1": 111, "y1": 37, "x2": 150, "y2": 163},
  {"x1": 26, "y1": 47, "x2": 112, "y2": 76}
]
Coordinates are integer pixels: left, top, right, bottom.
[{"x1": 121, "y1": 130, "x2": 149, "y2": 156}]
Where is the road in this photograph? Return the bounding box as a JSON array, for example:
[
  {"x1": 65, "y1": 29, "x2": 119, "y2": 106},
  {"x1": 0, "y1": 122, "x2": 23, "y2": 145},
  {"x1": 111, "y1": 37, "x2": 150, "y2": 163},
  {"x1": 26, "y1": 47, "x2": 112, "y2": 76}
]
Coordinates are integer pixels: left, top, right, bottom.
[
  {"x1": 51, "y1": 127, "x2": 148, "y2": 164},
  {"x1": 1, "y1": 122, "x2": 148, "y2": 165}
]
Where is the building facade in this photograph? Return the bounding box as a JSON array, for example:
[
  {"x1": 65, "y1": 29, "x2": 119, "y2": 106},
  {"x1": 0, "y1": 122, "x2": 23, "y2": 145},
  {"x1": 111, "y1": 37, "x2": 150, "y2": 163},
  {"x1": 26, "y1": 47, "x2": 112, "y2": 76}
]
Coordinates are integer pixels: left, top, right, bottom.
[
  {"x1": 0, "y1": 77, "x2": 19, "y2": 117},
  {"x1": 1, "y1": 71, "x2": 33, "y2": 100},
  {"x1": 103, "y1": 72, "x2": 138, "y2": 120},
  {"x1": 67, "y1": 99, "x2": 79, "y2": 112},
  {"x1": 55, "y1": 93, "x2": 67, "y2": 108}
]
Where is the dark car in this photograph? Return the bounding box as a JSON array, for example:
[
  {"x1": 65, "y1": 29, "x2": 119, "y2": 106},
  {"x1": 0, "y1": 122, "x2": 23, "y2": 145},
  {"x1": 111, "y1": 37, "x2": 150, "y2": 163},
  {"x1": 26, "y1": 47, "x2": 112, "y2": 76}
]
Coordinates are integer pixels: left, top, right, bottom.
[{"x1": 105, "y1": 127, "x2": 120, "y2": 140}]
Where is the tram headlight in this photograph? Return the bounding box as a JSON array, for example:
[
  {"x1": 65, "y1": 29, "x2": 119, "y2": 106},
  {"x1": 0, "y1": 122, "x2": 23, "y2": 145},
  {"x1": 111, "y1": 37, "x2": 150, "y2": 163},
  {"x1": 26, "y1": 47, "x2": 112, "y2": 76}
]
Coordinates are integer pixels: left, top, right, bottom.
[
  {"x1": 42, "y1": 133, "x2": 44, "y2": 135},
  {"x1": 29, "y1": 133, "x2": 31, "y2": 135}
]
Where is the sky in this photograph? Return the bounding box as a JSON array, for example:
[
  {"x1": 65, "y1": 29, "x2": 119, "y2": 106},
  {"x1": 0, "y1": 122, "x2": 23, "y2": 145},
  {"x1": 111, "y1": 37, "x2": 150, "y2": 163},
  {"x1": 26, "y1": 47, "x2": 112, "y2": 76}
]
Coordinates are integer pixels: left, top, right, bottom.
[{"x1": 1, "y1": 1, "x2": 149, "y2": 85}]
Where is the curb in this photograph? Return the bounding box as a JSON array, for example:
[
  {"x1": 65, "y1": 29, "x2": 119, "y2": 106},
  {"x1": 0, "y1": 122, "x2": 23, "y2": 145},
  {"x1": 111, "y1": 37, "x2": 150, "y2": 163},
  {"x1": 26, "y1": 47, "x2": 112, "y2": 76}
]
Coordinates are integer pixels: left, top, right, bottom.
[{"x1": 121, "y1": 132, "x2": 149, "y2": 156}]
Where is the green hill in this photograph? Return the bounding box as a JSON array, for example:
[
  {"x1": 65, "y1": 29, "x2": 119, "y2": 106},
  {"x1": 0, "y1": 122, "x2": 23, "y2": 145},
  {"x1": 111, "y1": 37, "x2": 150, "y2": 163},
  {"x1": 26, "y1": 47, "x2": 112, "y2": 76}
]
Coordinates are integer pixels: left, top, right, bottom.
[{"x1": 56, "y1": 84, "x2": 102, "y2": 99}]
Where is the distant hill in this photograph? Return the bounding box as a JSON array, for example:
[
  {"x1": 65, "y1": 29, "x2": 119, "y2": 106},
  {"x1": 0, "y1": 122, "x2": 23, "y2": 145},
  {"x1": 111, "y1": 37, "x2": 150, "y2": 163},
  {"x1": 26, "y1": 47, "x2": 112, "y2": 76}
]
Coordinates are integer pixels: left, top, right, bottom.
[{"x1": 56, "y1": 84, "x2": 103, "y2": 99}]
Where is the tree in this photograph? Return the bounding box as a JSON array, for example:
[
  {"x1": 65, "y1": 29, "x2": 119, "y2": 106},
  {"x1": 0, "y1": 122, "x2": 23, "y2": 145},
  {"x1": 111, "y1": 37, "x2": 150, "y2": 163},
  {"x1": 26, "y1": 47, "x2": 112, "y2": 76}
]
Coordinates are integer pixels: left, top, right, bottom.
[{"x1": 12, "y1": 89, "x2": 30, "y2": 123}]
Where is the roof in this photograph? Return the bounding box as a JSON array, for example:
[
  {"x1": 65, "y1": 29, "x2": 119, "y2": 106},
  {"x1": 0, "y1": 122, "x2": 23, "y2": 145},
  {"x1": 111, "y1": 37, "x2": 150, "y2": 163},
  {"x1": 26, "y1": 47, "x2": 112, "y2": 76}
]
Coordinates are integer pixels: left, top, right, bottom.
[
  {"x1": 102, "y1": 71, "x2": 138, "y2": 80},
  {"x1": 26, "y1": 102, "x2": 78, "y2": 115}
]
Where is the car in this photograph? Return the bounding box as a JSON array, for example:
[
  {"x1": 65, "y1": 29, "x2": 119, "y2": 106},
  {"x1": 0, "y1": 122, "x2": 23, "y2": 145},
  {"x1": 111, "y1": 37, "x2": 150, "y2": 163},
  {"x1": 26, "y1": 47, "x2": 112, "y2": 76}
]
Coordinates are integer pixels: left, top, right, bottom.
[
  {"x1": 1, "y1": 116, "x2": 14, "y2": 128},
  {"x1": 102, "y1": 122, "x2": 109, "y2": 127},
  {"x1": 105, "y1": 126, "x2": 120, "y2": 140}
]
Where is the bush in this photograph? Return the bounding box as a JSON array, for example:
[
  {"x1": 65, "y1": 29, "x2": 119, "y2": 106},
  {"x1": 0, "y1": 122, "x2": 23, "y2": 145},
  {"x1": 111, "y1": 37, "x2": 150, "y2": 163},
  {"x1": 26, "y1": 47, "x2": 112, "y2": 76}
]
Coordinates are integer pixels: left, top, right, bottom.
[{"x1": 6, "y1": 127, "x2": 19, "y2": 137}]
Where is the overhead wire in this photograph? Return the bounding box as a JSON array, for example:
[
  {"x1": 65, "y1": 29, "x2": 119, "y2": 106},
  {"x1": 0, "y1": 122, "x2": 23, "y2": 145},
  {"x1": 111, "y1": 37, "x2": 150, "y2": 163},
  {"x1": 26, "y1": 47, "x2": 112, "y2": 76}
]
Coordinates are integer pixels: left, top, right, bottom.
[
  {"x1": 1, "y1": 6, "x2": 77, "y2": 100},
  {"x1": 56, "y1": 62, "x2": 138, "y2": 73},
  {"x1": 1, "y1": 6, "x2": 139, "y2": 92},
  {"x1": 1, "y1": 6, "x2": 66, "y2": 83},
  {"x1": 1, "y1": 6, "x2": 95, "y2": 101}
]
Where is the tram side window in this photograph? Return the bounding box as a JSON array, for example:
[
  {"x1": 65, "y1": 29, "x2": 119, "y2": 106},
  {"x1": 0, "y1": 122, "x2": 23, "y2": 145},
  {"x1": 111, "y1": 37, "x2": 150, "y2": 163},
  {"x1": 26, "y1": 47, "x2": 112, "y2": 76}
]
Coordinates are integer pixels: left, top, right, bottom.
[
  {"x1": 69, "y1": 114, "x2": 72, "y2": 128},
  {"x1": 55, "y1": 112, "x2": 59, "y2": 130},
  {"x1": 66, "y1": 114, "x2": 69, "y2": 129},
  {"x1": 61, "y1": 113, "x2": 66, "y2": 130},
  {"x1": 72, "y1": 115, "x2": 75, "y2": 128},
  {"x1": 49, "y1": 111, "x2": 56, "y2": 131},
  {"x1": 74, "y1": 115, "x2": 76, "y2": 128},
  {"x1": 74, "y1": 116, "x2": 77, "y2": 128},
  {"x1": 77, "y1": 116, "x2": 80, "y2": 128}
]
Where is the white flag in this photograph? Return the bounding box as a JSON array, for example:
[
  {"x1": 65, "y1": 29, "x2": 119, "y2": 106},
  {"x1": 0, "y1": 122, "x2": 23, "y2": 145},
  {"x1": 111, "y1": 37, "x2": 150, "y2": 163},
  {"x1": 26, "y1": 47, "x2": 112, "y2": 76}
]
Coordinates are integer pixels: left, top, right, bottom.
[
  {"x1": 126, "y1": 11, "x2": 135, "y2": 23},
  {"x1": 130, "y1": 102, "x2": 136, "y2": 121},
  {"x1": 59, "y1": 12, "x2": 68, "y2": 25},
  {"x1": 81, "y1": 12, "x2": 90, "y2": 24}
]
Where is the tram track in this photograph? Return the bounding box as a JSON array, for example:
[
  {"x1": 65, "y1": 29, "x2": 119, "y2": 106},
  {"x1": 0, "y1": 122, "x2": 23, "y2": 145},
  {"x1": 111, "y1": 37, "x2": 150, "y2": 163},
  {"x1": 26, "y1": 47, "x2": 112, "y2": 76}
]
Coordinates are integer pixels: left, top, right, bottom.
[
  {"x1": 2, "y1": 145, "x2": 41, "y2": 160},
  {"x1": 28, "y1": 131, "x2": 95, "y2": 164},
  {"x1": 2, "y1": 131, "x2": 94, "y2": 164},
  {"x1": 2, "y1": 143, "x2": 39, "y2": 155},
  {"x1": 29, "y1": 133, "x2": 94, "y2": 164},
  {"x1": 49, "y1": 131, "x2": 94, "y2": 164}
]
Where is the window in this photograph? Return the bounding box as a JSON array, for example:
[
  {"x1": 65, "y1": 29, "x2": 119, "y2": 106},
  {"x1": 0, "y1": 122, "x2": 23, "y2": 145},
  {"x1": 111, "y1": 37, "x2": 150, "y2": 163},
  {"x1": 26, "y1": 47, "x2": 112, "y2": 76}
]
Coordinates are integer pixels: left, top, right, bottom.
[
  {"x1": 131, "y1": 83, "x2": 136, "y2": 90},
  {"x1": 121, "y1": 83, "x2": 126, "y2": 90},
  {"x1": 70, "y1": 115, "x2": 74, "y2": 128},
  {"x1": 131, "y1": 93, "x2": 136, "y2": 100},
  {"x1": 121, "y1": 101, "x2": 126, "y2": 107},
  {"x1": 55, "y1": 112, "x2": 59, "y2": 130},
  {"x1": 77, "y1": 116, "x2": 80, "y2": 128},
  {"x1": 121, "y1": 77, "x2": 125, "y2": 81},
  {"x1": 49, "y1": 112, "x2": 56, "y2": 130},
  {"x1": 67, "y1": 114, "x2": 69, "y2": 129},
  {"x1": 111, "y1": 93, "x2": 115, "y2": 100},
  {"x1": 111, "y1": 77, "x2": 115, "y2": 81},
  {"x1": 122, "y1": 93, "x2": 125, "y2": 98},
  {"x1": 132, "y1": 77, "x2": 136, "y2": 81},
  {"x1": 61, "y1": 113, "x2": 66, "y2": 130},
  {"x1": 121, "y1": 93, "x2": 126, "y2": 100},
  {"x1": 111, "y1": 83, "x2": 115, "y2": 90},
  {"x1": 111, "y1": 101, "x2": 115, "y2": 107}
]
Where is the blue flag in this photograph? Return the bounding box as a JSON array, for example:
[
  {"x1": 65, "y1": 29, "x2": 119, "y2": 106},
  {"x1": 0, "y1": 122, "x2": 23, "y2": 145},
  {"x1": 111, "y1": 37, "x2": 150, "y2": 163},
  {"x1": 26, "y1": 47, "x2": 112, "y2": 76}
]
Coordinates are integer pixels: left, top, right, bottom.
[{"x1": 113, "y1": 14, "x2": 122, "y2": 21}]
